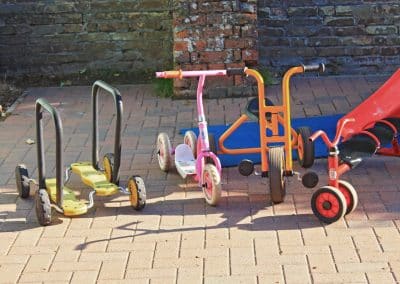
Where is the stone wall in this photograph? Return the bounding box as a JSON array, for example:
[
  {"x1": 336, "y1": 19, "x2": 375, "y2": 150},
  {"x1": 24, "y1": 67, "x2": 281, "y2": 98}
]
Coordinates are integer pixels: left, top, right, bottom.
[
  {"x1": 258, "y1": 1, "x2": 400, "y2": 75},
  {"x1": 0, "y1": 1, "x2": 173, "y2": 85},
  {"x1": 172, "y1": 0, "x2": 258, "y2": 97}
]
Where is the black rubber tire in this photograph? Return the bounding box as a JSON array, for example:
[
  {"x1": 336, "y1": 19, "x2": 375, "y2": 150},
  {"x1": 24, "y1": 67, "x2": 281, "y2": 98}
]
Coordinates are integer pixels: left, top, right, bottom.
[
  {"x1": 127, "y1": 176, "x2": 146, "y2": 210},
  {"x1": 15, "y1": 164, "x2": 30, "y2": 198},
  {"x1": 103, "y1": 153, "x2": 114, "y2": 183},
  {"x1": 311, "y1": 186, "x2": 347, "y2": 224},
  {"x1": 206, "y1": 133, "x2": 217, "y2": 164},
  {"x1": 268, "y1": 146, "x2": 286, "y2": 204},
  {"x1": 296, "y1": 126, "x2": 315, "y2": 168},
  {"x1": 35, "y1": 189, "x2": 52, "y2": 226}
]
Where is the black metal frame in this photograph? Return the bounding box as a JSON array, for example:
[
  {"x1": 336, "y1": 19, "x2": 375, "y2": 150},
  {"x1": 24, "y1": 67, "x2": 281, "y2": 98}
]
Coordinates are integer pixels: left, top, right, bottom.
[
  {"x1": 36, "y1": 98, "x2": 64, "y2": 208},
  {"x1": 91, "y1": 80, "x2": 123, "y2": 185}
]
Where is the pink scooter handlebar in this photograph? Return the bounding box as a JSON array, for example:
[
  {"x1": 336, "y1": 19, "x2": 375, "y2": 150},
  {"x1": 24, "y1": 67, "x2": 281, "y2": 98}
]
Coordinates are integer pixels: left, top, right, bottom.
[{"x1": 309, "y1": 118, "x2": 355, "y2": 148}]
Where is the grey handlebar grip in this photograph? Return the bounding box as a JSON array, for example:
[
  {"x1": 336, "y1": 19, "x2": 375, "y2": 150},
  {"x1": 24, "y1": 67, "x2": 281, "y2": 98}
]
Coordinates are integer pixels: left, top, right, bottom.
[
  {"x1": 227, "y1": 68, "x2": 245, "y2": 76},
  {"x1": 302, "y1": 63, "x2": 325, "y2": 73}
]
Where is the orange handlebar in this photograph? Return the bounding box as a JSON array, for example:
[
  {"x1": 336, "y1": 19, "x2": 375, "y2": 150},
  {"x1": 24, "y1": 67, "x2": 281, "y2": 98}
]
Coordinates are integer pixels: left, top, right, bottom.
[{"x1": 156, "y1": 70, "x2": 183, "y2": 79}]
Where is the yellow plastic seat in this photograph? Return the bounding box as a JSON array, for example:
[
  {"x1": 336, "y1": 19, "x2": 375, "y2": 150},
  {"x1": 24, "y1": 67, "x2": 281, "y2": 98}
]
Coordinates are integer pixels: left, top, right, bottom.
[
  {"x1": 45, "y1": 178, "x2": 88, "y2": 216},
  {"x1": 70, "y1": 162, "x2": 119, "y2": 196}
]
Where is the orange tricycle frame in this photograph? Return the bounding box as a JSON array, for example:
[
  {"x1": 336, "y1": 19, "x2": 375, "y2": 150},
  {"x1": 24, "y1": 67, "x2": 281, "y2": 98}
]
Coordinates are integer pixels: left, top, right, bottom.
[{"x1": 219, "y1": 64, "x2": 324, "y2": 176}]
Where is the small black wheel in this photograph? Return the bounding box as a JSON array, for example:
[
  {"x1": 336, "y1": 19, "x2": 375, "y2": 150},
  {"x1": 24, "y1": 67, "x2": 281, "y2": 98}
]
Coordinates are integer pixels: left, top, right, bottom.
[
  {"x1": 184, "y1": 130, "x2": 197, "y2": 158},
  {"x1": 206, "y1": 133, "x2": 217, "y2": 164},
  {"x1": 238, "y1": 159, "x2": 254, "y2": 176},
  {"x1": 127, "y1": 176, "x2": 146, "y2": 210},
  {"x1": 268, "y1": 146, "x2": 286, "y2": 204},
  {"x1": 311, "y1": 186, "x2": 347, "y2": 224},
  {"x1": 35, "y1": 189, "x2": 52, "y2": 226},
  {"x1": 15, "y1": 164, "x2": 30, "y2": 198},
  {"x1": 103, "y1": 153, "x2": 115, "y2": 183},
  {"x1": 302, "y1": 171, "x2": 319, "y2": 188},
  {"x1": 296, "y1": 126, "x2": 315, "y2": 168},
  {"x1": 338, "y1": 180, "x2": 358, "y2": 215}
]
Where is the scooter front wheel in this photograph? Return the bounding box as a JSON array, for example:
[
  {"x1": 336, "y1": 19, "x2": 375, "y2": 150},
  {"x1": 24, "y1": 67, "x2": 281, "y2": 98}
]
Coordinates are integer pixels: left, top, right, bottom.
[
  {"x1": 202, "y1": 164, "x2": 221, "y2": 206},
  {"x1": 157, "y1": 132, "x2": 172, "y2": 171}
]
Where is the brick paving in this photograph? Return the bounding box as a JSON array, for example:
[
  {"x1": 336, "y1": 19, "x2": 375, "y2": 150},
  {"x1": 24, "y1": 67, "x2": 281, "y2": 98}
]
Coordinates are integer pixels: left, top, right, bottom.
[{"x1": 0, "y1": 74, "x2": 399, "y2": 283}]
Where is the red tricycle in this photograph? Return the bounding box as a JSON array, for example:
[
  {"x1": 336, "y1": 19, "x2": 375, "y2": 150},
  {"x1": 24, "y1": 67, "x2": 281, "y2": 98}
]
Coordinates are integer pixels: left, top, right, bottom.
[{"x1": 303, "y1": 68, "x2": 400, "y2": 223}]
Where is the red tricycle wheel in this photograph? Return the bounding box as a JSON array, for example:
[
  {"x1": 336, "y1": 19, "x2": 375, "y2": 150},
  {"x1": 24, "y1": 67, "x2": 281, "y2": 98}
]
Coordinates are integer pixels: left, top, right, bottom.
[
  {"x1": 338, "y1": 180, "x2": 358, "y2": 215},
  {"x1": 311, "y1": 186, "x2": 347, "y2": 224}
]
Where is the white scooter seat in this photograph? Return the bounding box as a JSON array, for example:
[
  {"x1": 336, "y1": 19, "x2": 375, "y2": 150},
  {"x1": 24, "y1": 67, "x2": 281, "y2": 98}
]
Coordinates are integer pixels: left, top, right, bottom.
[{"x1": 175, "y1": 144, "x2": 196, "y2": 179}]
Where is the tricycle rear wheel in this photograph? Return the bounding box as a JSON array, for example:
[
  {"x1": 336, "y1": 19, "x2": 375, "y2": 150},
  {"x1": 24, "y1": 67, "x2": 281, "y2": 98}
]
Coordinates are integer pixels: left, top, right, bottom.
[{"x1": 296, "y1": 126, "x2": 314, "y2": 168}]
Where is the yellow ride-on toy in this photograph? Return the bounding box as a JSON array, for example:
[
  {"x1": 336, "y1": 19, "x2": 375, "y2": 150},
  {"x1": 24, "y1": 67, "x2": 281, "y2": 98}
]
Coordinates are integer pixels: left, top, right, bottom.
[
  {"x1": 215, "y1": 64, "x2": 325, "y2": 204},
  {"x1": 15, "y1": 81, "x2": 146, "y2": 226}
]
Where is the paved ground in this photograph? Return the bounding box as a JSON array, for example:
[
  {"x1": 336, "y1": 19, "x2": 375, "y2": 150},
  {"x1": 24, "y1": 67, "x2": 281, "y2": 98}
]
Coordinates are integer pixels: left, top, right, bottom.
[{"x1": 0, "y1": 74, "x2": 399, "y2": 283}]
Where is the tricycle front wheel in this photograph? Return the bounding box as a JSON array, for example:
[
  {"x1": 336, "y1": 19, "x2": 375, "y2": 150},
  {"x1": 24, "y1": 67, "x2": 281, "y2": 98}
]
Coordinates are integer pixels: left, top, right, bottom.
[
  {"x1": 268, "y1": 146, "x2": 286, "y2": 204},
  {"x1": 311, "y1": 186, "x2": 347, "y2": 224}
]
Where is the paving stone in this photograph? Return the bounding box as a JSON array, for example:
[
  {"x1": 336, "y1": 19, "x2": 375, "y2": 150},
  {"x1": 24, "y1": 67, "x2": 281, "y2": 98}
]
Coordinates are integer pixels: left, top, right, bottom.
[{"x1": 0, "y1": 78, "x2": 399, "y2": 282}]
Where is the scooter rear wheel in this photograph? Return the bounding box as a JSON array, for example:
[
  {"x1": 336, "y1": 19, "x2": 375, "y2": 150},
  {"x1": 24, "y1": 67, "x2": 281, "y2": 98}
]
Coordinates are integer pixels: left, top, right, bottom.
[
  {"x1": 338, "y1": 180, "x2": 358, "y2": 215},
  {"x1": 311, "y1": 186, "x2": 347, "y2": 224},
  {"x1": 15, "y1": 164, "x2": 30, "y2": 198},
  {"x1": 268, "y1": 146, "x2": 286, "y2": 204},
  {"x1": 296, "y1": 126, "x2": 314, "y2": 168},
  {"x1": 127, "y1": 176, "x2": 146, "y2": 210},
  {"x1": 202, "y1": 164, "x2": 221, "y2": 206},
  {"x1": 157, "y1": 132, "x2": 172, "y2": 171},
  {"x1": 35, "y1": 189, "x2": 51, "y2": 226},
  {"x1": 103, "y1": 153, "x2": 114, "y2": 183},
  {"x1": 184, "y1": 131, "x2": 197, "y2": 157}
]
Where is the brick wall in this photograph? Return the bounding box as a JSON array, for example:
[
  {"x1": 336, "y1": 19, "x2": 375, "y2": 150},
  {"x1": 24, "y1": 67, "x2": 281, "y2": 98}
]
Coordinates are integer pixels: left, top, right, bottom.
[
  {"x1": 172, "y1": 0, "x2": 258, "y2": 97},
  {"x1": 0, "y1": 1, "x2": 173, "y2": 85},
  {"x1": 258, "y1": 1, "x2": 400, "y2": 75}
]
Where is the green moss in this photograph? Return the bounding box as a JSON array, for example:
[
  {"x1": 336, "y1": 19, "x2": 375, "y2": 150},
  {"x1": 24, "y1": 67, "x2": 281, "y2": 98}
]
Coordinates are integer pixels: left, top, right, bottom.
[
  {"x1": 153, "y1": 78, "x2": 174, "y2": 97},
  {"x1": 257, "y1": 67, "x2": 279, "y2": 86}
]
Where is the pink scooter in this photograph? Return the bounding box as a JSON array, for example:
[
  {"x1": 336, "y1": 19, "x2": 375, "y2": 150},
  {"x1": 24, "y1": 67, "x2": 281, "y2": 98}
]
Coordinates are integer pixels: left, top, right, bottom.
[{"x1": 155, "y1": 69, "x2": 228, "y2": 206}]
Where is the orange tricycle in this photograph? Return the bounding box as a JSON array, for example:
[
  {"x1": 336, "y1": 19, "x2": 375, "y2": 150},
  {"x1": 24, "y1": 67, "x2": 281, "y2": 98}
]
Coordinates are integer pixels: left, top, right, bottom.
[{"x1": 214, "y1": 64, "x2": 325, "y2": 203}]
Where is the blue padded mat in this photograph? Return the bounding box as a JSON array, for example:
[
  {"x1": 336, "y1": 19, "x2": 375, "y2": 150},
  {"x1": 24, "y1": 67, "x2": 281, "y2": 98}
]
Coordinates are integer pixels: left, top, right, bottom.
[{"x1": 180, "y1": 114, "x2": 343, "y2": 167}]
